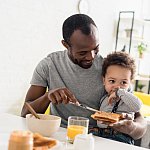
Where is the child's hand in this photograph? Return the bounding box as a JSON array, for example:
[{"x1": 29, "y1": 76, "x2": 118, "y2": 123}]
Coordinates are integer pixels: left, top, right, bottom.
[
  {"x1": 109, "y1": 113, "x2": 134, "y2": 125},
  {"x1": 108, "y1": 89, "x2": 119, "y2": 105},
  {"x1": 121, "y1": 113, "x2": 134, "y2": 120}
]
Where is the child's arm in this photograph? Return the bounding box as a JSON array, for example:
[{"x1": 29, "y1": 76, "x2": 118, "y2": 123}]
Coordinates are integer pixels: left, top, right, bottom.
[{"x1": 116, "y1": 88, "x2": 142, "y2": 112}]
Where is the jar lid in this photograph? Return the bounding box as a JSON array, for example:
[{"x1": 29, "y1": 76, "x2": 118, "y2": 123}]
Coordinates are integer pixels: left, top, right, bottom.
[{"x1": 9, "y1": 130, "x2": 33, "y2": 143}]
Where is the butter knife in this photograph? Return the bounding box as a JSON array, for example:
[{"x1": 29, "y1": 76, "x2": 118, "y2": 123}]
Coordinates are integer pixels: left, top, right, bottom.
[
  {"x1": 70, "y1": 102, "x2": 98, "y2": 112},
  {"x1": 78, "y1": 104, "x2": 98, "y2": 112}
]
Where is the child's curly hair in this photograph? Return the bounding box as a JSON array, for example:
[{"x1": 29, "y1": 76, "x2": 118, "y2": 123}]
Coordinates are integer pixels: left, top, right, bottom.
[{"x1": 102, "y1": 51, "x2": 136, "y2": 80}]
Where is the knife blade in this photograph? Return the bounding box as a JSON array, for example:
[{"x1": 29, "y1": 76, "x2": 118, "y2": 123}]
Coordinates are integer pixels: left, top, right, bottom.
[
  {"x1": 69, "y1": 102, "x2": 98, "y2": 112},
  {"x1": 78, "y1": 104, "x2": 98, "y2": 112}
]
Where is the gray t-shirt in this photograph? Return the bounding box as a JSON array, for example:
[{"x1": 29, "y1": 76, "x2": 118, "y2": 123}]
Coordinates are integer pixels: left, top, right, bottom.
[{"x1": 30, "y1": 50, "x2": 104, "y2": 127}]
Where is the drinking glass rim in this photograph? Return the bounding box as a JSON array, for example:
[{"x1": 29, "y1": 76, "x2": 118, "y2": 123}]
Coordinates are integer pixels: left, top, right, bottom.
[{"x1": 68, "y1": 116, "x2": 89, "y2": 121}]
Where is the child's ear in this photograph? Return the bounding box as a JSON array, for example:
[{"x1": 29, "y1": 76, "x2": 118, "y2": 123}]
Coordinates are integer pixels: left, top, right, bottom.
[
  {"x1": 61, "y1": 40, "x2": 70, "y2": 49},
  {"x1": 102, "y1": 77, "x2": 105, "y2": 85}
]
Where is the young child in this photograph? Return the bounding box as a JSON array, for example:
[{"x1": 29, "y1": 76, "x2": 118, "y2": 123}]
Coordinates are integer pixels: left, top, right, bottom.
[{"x1": 91, "y1": 51, "x2": 142, "y2": 144}]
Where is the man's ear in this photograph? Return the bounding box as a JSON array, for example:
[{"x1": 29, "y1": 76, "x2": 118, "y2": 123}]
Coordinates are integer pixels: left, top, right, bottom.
[{"x1": 61, "y1": 40, "x2": 70, "y2": 49}]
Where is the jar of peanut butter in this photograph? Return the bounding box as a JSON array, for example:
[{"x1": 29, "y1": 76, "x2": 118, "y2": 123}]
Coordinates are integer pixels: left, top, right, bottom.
[{"x1": 8, "y1": 130, "x2": 33, "y2": 150}]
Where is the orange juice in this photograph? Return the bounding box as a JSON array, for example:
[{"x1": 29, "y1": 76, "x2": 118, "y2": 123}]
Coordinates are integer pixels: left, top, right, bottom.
[{"x1": 67, "y1": 125, "x2": 86, "y2": 143}]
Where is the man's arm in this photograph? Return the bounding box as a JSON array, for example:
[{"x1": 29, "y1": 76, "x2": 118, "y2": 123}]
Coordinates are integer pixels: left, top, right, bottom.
[
  {"x1": 21, "y1": 85, "x2": 50, "y2": 117},
  {"x1": 21, "y1": 86, "x2": 79, "y2": 117},
  {"x1": 130, "y1": 112, "x2": 147, "y2": 139},
  {"x1": 111, "y1": 112, "x2": 147, "y2": 140}
]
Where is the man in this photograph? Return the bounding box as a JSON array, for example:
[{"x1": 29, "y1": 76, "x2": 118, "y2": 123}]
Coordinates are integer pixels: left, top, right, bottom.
[{"x1": 21, "y1": 14, "x2": 146, "y2": 140}]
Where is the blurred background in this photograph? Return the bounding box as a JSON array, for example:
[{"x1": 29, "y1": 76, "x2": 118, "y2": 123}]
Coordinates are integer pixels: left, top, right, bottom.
[{"x1": 0, "y1": 0, "x2": 149, "y2": 115}]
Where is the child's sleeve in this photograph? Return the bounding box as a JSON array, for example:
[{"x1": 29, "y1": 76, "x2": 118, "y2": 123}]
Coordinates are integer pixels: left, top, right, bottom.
[{"x1": 116, "y1": 89, "x2": 143, "y2": 112}]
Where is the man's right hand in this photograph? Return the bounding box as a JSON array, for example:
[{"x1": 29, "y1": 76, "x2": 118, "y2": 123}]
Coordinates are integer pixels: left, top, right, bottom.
[{"x1": 47, "y1": 87, "x2": 79, "y2": 105}]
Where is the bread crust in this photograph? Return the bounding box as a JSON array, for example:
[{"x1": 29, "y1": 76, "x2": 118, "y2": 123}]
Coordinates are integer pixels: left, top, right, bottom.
[
  {"x1": 33, "y1": 133, "x2": 57, "y2": 150},
  {"x1": 91, "y1": 111, "x2": 124, "y2": 123}
]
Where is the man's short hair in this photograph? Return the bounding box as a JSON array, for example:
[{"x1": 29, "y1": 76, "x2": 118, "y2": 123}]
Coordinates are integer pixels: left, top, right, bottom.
[{"x1": 62, "y1": 14, "x2": 97, "y2": 45}]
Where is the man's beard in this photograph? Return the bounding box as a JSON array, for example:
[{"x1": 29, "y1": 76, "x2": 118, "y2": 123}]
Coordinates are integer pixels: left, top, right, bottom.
[
  {"x1": 75, "y1": 59, "x2": 93, "y2": 69},
  {"x1": 68, "y1": 51, "x2": 93, "y2": 69}
]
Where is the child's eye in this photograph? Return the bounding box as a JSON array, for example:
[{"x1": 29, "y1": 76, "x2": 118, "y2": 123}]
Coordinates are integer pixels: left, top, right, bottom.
[
  {"x1": 109, "y1": 80, "x2": 115, "y2": 84},
  {"x1": 121, "y1": 81, "x2": 128, "y2": 85}
]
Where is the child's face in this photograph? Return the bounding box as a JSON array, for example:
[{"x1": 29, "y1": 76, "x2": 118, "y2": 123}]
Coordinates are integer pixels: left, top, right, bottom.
[{"x1": 103, "y1": 65, "x2": 131, "y2": 94}]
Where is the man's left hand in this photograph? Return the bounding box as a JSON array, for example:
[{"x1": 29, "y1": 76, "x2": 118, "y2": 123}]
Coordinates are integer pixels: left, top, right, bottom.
[{"x1": 109, "y1": 116, "x2": 135, "y2": 135}]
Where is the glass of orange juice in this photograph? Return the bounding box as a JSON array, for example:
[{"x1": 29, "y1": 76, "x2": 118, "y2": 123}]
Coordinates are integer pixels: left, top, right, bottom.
[{"x1": 67, "y1": 116, "x2": 89, "y2": 144}]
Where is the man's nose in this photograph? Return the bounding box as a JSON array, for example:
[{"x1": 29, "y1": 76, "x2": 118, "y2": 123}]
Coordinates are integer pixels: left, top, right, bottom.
[{"x1": 85, "y1": 51, "x2": 95, "y2": 60}]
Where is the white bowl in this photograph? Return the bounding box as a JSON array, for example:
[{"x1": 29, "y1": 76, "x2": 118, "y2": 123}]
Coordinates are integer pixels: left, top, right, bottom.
[{"x1": 26, "y1": 114, "x2": 61, "y2": 137}]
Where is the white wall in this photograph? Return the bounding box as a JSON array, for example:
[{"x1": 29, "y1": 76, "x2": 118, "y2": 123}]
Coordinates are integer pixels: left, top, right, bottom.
[
  {"x1": 0, "y1": 0, "x2": 146, "y2": 115},
  {"x1": 90, "y1": 0, "x2": 145, "y2": 56}
]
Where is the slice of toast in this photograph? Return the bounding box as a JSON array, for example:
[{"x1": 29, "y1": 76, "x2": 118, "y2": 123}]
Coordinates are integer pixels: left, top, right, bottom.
[
  {"x1": 33, "y1": 133, "x2": 57, "y2": 149},
  {"x1": 91, "y1": 111, "x2": 124, "y2": 123}
]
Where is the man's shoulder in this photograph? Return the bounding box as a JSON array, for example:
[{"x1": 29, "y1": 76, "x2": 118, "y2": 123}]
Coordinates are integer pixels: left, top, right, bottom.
[
  {"x1": 39, "y1": 50, "x2": 66, "y2": 64},
  {"x1": 47, "y1": 50, "x2": 66, "y2": 59},
  {"x1": 94, "y1": 53, "x2": 103, "y2": 67},
  {"x1": 95, "y1": 53, "x2": 103, "y2": 61},
  {"x1": 36, "y1": 50, "x2": 66, "y2": 68}
]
